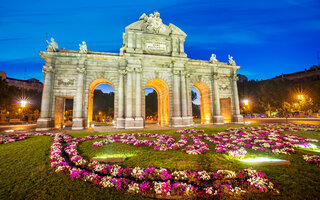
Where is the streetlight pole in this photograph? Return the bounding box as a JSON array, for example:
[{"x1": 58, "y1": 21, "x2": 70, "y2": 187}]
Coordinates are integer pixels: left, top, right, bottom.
[{"x1": 243, "y1": 99, "x2": 249, "y2": 124}]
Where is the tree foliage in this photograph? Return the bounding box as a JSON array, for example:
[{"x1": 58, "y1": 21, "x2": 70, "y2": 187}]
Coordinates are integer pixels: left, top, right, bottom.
[
  {"x1": 238, "y1": 78, "x2": 320, "y2": 116},
  {"x1": 93, "y1": 90, "x2": 114, "y2": 117},
  {"x1": 145, "y1": 90, "x2": 158, "y2": 119}
]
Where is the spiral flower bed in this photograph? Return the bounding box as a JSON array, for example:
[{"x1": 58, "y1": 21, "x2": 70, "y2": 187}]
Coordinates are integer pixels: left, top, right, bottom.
[
  {"x1": 1, "y1": 123, "x2": 319, "y2": 198},
  {"x1": 0, "y1": 132, "x2": 280, "y2": 199}
]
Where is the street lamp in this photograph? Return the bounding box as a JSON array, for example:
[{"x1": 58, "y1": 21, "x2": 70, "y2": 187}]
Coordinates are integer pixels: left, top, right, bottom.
[
  {"x1": 244, "y1": 99, "x2": 249, "y2": 106},
  {"x1": 20, "y1": 100, "x2": 27, "y2": 108},
  {"x1": 297, "y1": 94, "x2": 304, "y2": 100},
  {"x1": 243, "y1": 99, "x2": 249, "y2": 123}
]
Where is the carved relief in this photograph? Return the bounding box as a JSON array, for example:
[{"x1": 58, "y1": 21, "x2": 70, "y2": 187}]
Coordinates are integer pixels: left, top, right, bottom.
[
  {"x1": 56, "y1": 78, "x2": 75, "y2": 86},
  {"x1": 218, "y1": 77, "x2": 231, "y2": 93}
]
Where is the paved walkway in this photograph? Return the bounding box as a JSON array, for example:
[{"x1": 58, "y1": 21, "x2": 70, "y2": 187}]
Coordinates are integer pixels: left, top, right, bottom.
[{"x1": 1, "y1": 118, "x2": 319, "y2": 135}]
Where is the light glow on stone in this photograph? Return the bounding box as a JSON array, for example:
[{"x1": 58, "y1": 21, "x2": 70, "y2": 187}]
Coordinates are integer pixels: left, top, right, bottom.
[
  {"x1": 239, "y1": 157, "x2": 286, "y2": 163},
  {"x1": 94, "y1": 153, "x2": 135, "y2": 158},
  {"x1": 298, "y1": 143, "x2": 320, "y2": 152}
]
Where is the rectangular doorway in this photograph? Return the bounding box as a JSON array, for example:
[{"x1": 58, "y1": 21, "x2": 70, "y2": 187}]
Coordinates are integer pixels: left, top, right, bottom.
[
  {"x1": 54, "y1": 97, "x2": 73, "y2": 128},
  {"x1": 220, "y1": 98, "x2": 232, "y2": 123}
]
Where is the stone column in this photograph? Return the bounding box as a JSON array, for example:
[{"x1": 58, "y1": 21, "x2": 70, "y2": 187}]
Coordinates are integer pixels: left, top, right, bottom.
[
  {"x1": 172, "y1": 70, "x2": 182, "y2": 127},
  {"x1": 232, "y1": 72, "x2": 244, "y2": 123},
  {"x1": 181, "y1": 72, "x2": 190, "y2": 126},
  {"x1": 36, "y1": 65, "x2": 54, "y2": 131},
  {"x1": 72, "y1": 65, "x2": 86, "y2": 130},
  {"x1": 186, "y1": 74, "x2": 194, "y2": 125},
  {"x1": 134, "y1": 67, "x2": 144, "y2": 128},
  {"x1": 125, "y1": 67, "x2": 135, "y2": 128},
  {"x1": 116, "y1": 70, "x2": 126, "y2": 128},
  {"x1": 212, "y1": 73, "x2": 224, "y2": 124}
]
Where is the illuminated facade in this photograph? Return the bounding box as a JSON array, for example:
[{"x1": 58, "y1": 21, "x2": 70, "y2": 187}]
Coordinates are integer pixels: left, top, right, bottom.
[{"x1": 36, "y1": 12, "x2": 243, "y2": 130}]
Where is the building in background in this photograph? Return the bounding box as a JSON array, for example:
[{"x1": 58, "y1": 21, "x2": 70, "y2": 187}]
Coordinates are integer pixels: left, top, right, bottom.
[
  {"x1": 237, "y1": 74, "x2": 248, "y2": 82},
  {"x1": 274, "y1": 65, "x2": 320, "y2": 82},
  {"x1": 0, "y1": 71, "x2": 43, "y2": 92}
]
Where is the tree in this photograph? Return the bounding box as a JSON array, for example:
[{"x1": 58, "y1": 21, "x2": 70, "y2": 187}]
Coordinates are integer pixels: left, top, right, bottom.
[
  {"x1": 145, "y1": 90, "x2": 158, "y2": 119},
  {"x1": 191, "y1": 90, "x2": 197, "y2": 101}
]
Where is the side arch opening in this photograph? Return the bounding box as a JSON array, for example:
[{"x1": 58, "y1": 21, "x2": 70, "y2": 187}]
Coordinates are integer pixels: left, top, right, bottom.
[{"x1": 145, "y1": 78, "x2": 169, "y2": 126}]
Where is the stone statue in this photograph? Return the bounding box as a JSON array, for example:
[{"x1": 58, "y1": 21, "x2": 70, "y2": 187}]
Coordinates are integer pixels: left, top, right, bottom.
[
  {"x1": 210, "y1": 54, "x2": 218, "y2": 63},
  {"x1": 79, "y1": 41, "x2": 87, "y2": 54},
  {"x1": 139, "y1": 13, "x2": 148, "y2": 21},
  {"x1": 228, "y1": 54, "x2": 236, "y2": 66},
  {"x1": 46, "y1": 37, "x2": 58, "y2": 52},
  {"x1": 143, "y1": 11, "x2": 165, "y2": 34}
]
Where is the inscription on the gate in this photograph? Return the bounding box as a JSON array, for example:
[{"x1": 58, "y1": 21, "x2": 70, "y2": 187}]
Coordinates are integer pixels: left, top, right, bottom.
[{"x1": 146, "y1": 42, "x2": 166, "y2": 51}]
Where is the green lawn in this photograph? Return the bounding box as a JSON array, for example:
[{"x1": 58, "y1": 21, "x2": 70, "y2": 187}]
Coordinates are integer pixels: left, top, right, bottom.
[{"x1": 0, "y1": 126, "x2": 319, "y2": 200}]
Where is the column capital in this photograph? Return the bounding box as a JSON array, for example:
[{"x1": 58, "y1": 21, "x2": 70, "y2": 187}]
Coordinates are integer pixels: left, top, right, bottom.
[
  {"x1": 180, "y1": 71, "x2": 187, "y2": 76},
  {"x1": 118, "y1": 69, "x2": 127, "y2": 75},
  {"x1": 126, "y1": 67, "x2": 135, "y2": 72},
  {"x1": 76, "y1": 66, "x2": 86, "y2": 74},
  {"x1": 42, "y1": 65, "x2": 54, "y2": 73},
  {"x1": 135, "y1": 67, "x2": 143, "y2": 73},
  {"x1": 173, "y1": 70, "x2": 180, "y2": 75}
]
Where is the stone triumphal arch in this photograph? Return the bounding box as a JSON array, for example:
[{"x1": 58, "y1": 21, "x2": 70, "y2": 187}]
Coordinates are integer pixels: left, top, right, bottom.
[{"x1": 36, "y1": 11, "x2": 243, "y2": 130}]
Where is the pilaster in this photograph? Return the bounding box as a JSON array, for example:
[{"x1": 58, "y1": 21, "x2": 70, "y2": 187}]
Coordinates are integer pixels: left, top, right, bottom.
[
  {"x1": 72, "y1": 63, "x2": 86, "y2": 130},
  {"x1": 125, "y1": 67, "x2": 135, "y2": 128},
  {"x1": 212, "y1": 72, "x2": 224, "y2": 124},
  {"x1": 232, "y1": 71, "x2": 243, "y2": 124},
  {"x1": 134, "y1": 67, "x2": 144, "y2": 128},
  {"x1": 116, "y1": 70, "x2": 126, "y2": 128},
  {"x1": 36, "y1": 65, "x2": 54, "y2": 131},
  {"x1": 171, "y1": 70, "x2": 183, "y2": 127}
]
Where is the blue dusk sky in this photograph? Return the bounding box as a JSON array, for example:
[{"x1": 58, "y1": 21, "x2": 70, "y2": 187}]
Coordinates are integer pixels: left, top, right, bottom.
[{"x1": 0, "y1": 0, "x2": 319, "y2": 85}]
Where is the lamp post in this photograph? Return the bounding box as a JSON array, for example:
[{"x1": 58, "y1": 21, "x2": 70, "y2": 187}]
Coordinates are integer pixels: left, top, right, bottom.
[
  {"x1": 19, "y1": 100, "x2": 28, "y2": 123},
  {"x1": 243, "y1": 99, "x2": 249, "y2": 123}
]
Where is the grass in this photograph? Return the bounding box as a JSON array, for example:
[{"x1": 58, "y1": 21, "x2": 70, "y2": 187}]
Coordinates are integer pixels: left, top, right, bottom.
[{"x1": 0, "y1": 126, "x2": 320, "y2": 200}]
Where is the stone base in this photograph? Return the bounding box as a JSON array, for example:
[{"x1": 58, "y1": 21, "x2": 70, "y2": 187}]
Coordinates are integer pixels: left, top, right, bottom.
[
  {"x1": 182, "y1": 116, "x2": 193, "y2": 126},
  {"x1": 125, "y1": 117, "x2": 135, "y2": 129},
  {"x1": 72, "y1": 118, "x2": 84, "y2": 130},
  {"x1": 213, "y1": 115, "x2": 224, "y2": 124},
  {"x1": 115, "y1": 118, "x2": 125, "y2": 128},
  {"x1": 233, "y1": 114, "x2": 244, "y2": 124},
  {"x1": 171, "y1": 117, "x2": 184, "y2": 127},
  {"x1": 134, "y1": 117, "x2": 144, "y2": 129},
  {"x1": 36, "y1": 118, "x2": 53, "y2": 131}
]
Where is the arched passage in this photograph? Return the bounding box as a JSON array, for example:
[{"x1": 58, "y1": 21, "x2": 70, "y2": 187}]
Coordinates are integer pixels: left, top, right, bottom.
[
  {"x1": 145, "y1": 79, "x2": 169, "y2": 125},
  {"x1": 193, "y1": 82, "x2": 212, "y2": 124},
  {"x1": 87, "y1": 79, "x2": 114, "y2": 127}
]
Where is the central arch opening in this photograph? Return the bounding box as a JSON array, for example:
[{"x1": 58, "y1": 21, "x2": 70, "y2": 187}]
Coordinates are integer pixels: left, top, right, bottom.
[
  {"x1": 192, "y1": 82, "x2": 212, "y2": 124},
  {"x1": 87, "y1": 79, "x2": 114, "y2": 128},
  {"x1": 145, "y1": 79, "x2": 169, "y2": 126}
]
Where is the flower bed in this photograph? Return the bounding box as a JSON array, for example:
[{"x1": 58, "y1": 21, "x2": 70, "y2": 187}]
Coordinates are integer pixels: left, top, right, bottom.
[
  {"x1": 303, "y1": 155, "x2": 320, "y2": 167},
  {"x1": 176, "y1": 129, "x2": 204, "y2": 134},
  {"x1": 91, "y1": 127, "x2": 318, "y2": 157},
  {"x1": 0, "y1": 132, "x2": 280, "y2": 199},
  {"x1": 199, "y1": 126, "x2": 319, "y2": 157}
]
